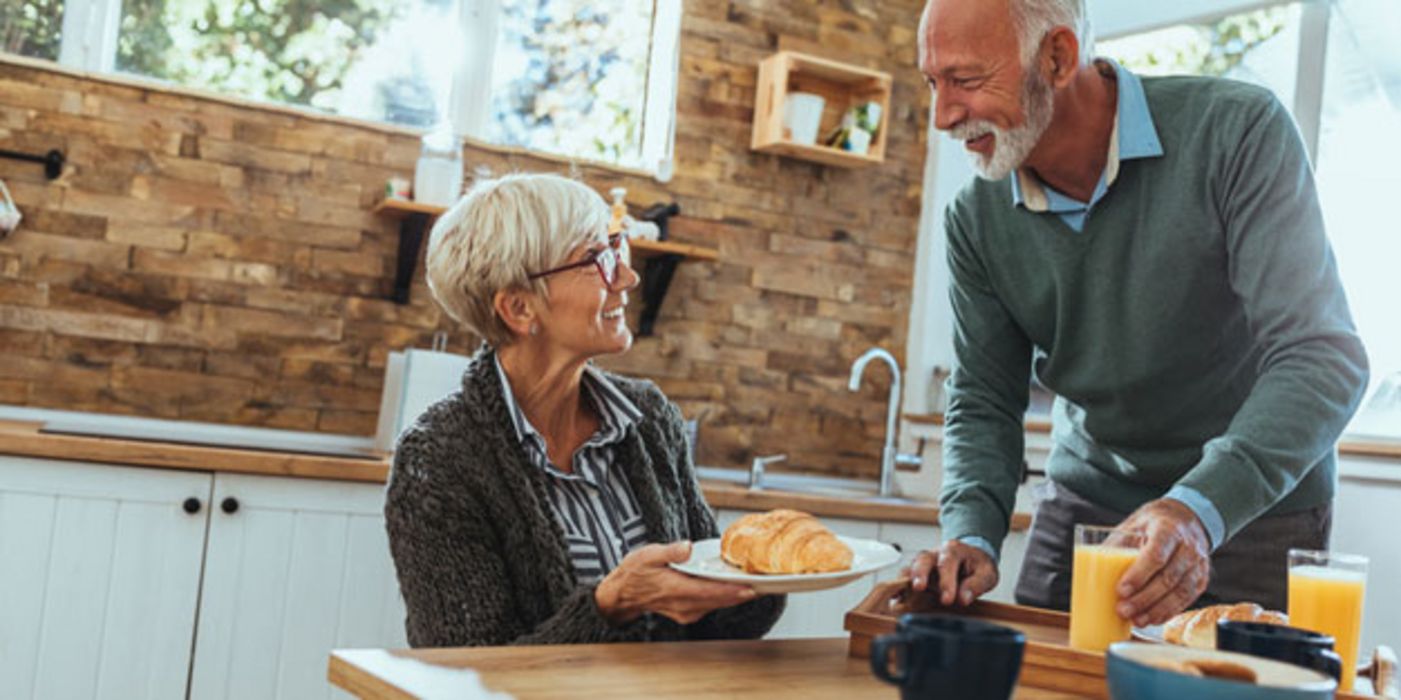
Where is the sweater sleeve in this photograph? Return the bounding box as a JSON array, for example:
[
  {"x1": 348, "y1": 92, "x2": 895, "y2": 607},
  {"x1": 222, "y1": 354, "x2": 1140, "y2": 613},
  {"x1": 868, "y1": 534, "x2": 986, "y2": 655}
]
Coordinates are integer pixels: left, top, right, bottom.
[
  {"x1": 385, "y1": 430, "x2": 649, "y2": 648},
  {"x1": 1176, "y1": 93, "x2": 1369, "y2": 541},
  {"x1": 655, "y1": 398, "x2": 786, "y2": 640},
  {"x1": 938, "y1": 205, "x2": 1033, "y2": 558}
]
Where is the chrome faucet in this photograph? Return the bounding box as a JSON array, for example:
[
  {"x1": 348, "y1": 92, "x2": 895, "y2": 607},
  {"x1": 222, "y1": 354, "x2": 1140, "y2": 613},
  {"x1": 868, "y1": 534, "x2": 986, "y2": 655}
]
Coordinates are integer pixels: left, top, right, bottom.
[
  {"x1": 848, "y1": 348, "x2": 922, "y2": 498},
  {"x1": 749, "y1": 453, "x2": 786, "y2": 490}
]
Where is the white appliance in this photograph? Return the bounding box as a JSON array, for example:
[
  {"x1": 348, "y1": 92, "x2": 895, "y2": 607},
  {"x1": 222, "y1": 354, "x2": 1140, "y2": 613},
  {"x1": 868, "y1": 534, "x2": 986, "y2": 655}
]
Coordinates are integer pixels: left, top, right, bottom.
[{"x1": 374, "y1": 349, "x2": 473, "y2": 452}]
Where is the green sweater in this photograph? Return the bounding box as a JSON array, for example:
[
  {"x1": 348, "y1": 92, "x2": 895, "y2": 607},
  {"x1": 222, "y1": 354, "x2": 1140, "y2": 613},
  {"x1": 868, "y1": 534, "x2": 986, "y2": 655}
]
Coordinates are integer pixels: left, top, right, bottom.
[{"x1": 939, "y1": 75, "x2": 1369, "y2": 556}]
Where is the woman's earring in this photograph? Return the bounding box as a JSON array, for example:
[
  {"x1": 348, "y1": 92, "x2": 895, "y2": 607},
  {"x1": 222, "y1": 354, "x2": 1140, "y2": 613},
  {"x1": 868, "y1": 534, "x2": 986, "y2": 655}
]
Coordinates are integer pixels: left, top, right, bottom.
[{"x1": 529, "y1": 323, "x2": 539, "y2": 337}]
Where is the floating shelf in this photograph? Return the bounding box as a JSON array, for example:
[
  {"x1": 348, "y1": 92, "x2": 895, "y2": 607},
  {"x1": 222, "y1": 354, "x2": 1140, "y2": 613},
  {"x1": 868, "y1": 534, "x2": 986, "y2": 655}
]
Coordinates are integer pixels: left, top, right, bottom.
[
  {"x1": 371, "y1": 198, "x2": 716, "y2": 335},
  {"x1": 751, "y1": 51, "x2": 893, "y2": 168}
]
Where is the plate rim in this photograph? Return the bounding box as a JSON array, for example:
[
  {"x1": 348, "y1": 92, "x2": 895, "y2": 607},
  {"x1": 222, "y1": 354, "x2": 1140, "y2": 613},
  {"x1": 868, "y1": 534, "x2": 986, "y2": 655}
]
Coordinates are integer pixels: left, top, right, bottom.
[{"x1": 668, "y1": 534, "x2": 900, "y2": 583}]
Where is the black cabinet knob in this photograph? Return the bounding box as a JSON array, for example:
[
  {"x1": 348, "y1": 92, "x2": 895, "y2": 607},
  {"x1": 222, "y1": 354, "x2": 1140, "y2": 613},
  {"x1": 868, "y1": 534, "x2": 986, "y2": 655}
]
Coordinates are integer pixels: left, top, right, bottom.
[
  {"x1": 183, "y1": 497, "x2": 201, "y2": 514},
  {"x1": 221, "y1": 497, "x2": 240, "y2": 514}
]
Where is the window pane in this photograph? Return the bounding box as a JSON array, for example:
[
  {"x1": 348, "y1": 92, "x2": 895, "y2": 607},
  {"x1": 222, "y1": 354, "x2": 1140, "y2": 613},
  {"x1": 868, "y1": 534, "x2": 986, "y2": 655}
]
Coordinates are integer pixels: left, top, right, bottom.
[
  {"x1": 1, "y1": 0, "x2": 64, "y2": 61},
  {"x1": 115, "y1": 0, "x2": 455, "y2": 128},
  {"x1": 1316, "y1": 0, "x2": 1401, "y2": 435},
  {"x1": 1099, "y1": 4, "x2": 1302, "y2": 107},
  {"x1": 488, "y1": 0, "x2": 654, "y2": 167}
]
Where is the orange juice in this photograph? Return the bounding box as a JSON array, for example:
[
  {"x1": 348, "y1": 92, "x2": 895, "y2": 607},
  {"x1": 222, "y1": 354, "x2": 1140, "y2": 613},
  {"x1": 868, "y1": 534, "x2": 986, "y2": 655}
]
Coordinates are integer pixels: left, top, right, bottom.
[
  {"x1": 1289, "y1": 565, "x2": 1366, "y2": 691},
  {"x1": 1069, "y1": 544, "x2": 1139, "y2": 651}
]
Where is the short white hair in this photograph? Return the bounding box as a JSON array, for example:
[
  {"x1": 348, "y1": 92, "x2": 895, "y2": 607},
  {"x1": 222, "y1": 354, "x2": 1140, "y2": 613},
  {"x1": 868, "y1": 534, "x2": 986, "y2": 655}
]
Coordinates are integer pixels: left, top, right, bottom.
[
  {"x1": 425, "y1": 173, "x2": 609, "y2": 347},
  {"x1": 1008, "y1": 0, "x2": 1094, "y2": 67}
]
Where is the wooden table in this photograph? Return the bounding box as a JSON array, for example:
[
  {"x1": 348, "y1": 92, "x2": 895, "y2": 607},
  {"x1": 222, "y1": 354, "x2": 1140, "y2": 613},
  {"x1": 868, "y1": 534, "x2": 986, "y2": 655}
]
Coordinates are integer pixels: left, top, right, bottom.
[{"x1": 328, "y1": 637, "x2": 1089, "y2": 699}]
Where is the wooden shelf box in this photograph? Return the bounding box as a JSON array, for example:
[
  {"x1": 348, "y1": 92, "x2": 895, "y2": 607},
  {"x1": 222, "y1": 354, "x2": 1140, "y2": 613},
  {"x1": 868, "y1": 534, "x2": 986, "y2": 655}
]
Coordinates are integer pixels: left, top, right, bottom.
[{"x1": 751, "y1": 51, "x2": 893, "y2": 168}]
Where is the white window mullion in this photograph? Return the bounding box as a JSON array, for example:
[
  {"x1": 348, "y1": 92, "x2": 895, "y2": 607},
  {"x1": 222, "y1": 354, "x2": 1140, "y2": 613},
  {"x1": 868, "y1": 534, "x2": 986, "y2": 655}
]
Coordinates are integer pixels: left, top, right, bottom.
[
  {"x1": 1293, "y1": 0, "x2": 1332, "y2": 164},
  {"x1": 57, "y1": 0, "x2": 121, "y2": 72},
  {"x1": 640, "y1": 0, "x2": 682, "y2": 182},
  {"x1": 448, "y1": 0, "x2": 499, "y2": 140}
]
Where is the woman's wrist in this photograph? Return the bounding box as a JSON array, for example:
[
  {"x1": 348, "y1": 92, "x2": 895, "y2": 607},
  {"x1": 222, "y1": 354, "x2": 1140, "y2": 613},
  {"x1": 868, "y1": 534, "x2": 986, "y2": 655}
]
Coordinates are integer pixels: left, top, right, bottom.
[{"x1": 594, "y1": 575, "x2": 640, "y2": 625}]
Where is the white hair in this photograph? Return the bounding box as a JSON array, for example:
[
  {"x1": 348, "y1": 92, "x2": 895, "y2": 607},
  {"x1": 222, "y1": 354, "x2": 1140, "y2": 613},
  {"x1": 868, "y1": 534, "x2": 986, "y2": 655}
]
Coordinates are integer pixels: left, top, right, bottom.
[
  {"x1": 1008, "y1": 0, "x2": 1094, "y2": 67},
  {"x1": 425, "y1": 172, "x2": 609, "y2": 347}
]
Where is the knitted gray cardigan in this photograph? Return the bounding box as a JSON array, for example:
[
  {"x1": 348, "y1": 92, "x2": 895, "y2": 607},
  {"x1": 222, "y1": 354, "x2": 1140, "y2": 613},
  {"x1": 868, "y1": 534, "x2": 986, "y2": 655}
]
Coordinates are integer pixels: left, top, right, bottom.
[{"x1": 384, "y1": 347, "x2": 784, "y2": 647}]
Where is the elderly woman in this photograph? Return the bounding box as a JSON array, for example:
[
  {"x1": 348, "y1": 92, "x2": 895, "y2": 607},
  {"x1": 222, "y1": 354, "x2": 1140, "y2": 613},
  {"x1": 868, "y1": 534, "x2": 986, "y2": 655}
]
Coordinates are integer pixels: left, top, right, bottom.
[{"x1": 385, "y1": 173, "x2": 784, "y2": 647}]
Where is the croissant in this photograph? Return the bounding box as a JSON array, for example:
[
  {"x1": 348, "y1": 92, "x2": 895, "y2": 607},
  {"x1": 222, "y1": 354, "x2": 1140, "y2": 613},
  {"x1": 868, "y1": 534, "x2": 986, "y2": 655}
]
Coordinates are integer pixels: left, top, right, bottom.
[
  {"x1": 1163, "y1": 602, "x2": 1289, "y2": 649},
  {"x1": 720, "y1": 509, "x2": 854, "y2": 574}
]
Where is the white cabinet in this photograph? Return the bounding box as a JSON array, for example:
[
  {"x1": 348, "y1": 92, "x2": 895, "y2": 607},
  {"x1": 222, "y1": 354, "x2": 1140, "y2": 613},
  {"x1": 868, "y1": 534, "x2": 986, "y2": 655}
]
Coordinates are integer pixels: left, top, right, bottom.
[
  {"x1": 0, "y1": 458, "x2": 405, "y2": 700},
  {"x1": 191, "y1": 473, "x2": 406, "y2": 700},
  {"x1": 0, "y1": 457, "x2": 210, "y2": 700}
]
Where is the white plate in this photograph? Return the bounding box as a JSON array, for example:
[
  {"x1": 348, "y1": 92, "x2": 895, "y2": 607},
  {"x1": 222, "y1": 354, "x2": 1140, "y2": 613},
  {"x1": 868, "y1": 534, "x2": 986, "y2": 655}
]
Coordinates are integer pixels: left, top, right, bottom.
[
  {"x1": 669, "y1": 536, "x2": 901, "y2": 594},
  {"x1": 1131, "y1": 624, "x2": 1166, "y2": 643}
]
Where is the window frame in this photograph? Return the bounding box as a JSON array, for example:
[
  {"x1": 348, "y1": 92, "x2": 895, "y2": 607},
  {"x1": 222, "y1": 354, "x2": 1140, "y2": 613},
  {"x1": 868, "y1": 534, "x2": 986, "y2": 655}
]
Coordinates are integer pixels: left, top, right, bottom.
[{"x1": 34, "y1": 0, "x2": 681, "y2": 179}]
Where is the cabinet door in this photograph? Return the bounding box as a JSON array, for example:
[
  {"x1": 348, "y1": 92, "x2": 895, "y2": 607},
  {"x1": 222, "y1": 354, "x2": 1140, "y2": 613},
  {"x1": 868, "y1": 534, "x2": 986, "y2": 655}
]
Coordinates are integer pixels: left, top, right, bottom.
[
  {"x1": 190, "y1": 472, "x2": 406, "y2": 700},
  {"x1": 0, "y1": 457, "x2": 211, "y2": 700},
  {"x1": 715, "y1": 509, "x2": 880, "y2": 639}
]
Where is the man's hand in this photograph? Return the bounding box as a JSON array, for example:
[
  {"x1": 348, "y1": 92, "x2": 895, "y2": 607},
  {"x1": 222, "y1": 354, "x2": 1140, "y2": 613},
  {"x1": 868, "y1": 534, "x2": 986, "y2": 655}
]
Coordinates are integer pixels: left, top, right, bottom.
[
  {"x1": 904, "y1": 540, "x2": 999, "y2": 606},
  {"x1": 1115, "y1": 499, "x2": 1211, "y2": 626}
]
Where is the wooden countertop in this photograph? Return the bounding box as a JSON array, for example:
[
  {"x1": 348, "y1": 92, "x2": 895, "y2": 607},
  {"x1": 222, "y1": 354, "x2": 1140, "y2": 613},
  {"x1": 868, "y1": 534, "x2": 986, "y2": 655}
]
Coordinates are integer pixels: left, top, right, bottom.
[
  {"x1": 0, "y1": 419, "x2": 393, "y2": 482},
  {"x1": 702, "y1": 480, "x2": 1032, "y2": 531},
  {"x1": 328, "y1": 637, "x2": 1084, "y2": 699},
  {"x1": 0, "y1": 419, "x2": 1020, "y2": 529},
  {"x1": 904, "y1": 413, "x2": 1401, "y2": 459}
]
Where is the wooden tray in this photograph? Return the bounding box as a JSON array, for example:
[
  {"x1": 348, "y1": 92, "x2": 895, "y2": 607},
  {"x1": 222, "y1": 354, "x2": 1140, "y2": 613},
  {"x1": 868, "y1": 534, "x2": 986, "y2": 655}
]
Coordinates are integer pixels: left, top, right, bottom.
[{"x1": 844, "y1": 579, "x2": 1377, "y2": 700}]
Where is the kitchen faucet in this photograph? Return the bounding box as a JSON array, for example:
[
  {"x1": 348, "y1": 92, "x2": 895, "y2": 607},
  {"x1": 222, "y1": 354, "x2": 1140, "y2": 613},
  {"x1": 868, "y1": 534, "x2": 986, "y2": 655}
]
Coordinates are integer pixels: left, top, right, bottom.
[{"x1": 848, "y1": 348, "x2": 922, "y2": 498}]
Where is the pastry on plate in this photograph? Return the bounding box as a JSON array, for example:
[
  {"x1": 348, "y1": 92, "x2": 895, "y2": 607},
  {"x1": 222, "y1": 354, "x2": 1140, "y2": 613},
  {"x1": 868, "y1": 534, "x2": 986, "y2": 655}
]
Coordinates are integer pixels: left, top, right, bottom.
[
  {"x1": 720, "y1": 509, "x2": 853, "y2": 575},
  {"x1": 1163, "y1": 602, "x2": 1288, "y2": 649}
]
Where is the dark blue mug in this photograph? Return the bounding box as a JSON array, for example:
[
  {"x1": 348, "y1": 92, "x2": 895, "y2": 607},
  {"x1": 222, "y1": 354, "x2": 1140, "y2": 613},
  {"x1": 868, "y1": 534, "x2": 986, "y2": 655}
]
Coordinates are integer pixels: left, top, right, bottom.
[
  {"x1": 1216, "y1": 620, "x2": 1343, "y2": 682},
  {"x1": 870, "y1": 614, "x2": 1026, "y2": 700}
]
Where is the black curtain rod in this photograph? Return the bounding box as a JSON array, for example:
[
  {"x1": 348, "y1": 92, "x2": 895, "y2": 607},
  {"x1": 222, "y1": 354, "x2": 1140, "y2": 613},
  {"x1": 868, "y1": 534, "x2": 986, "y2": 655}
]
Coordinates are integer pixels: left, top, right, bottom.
[{"x1": 0, "y1": 149, "x2": 64, "y2": 180}]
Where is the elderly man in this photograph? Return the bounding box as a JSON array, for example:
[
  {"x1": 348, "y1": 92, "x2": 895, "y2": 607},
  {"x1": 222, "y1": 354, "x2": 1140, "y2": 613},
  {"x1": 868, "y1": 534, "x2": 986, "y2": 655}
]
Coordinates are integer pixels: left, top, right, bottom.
[{"x1": 906, "y1": 0, "x2": 1369, "y2": 628}]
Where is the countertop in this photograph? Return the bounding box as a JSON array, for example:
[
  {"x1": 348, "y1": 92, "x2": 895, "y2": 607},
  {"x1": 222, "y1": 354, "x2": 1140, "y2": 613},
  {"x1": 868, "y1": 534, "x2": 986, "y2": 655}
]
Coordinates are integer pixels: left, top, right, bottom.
[
  {"x1": 327, "y1": 637, "x2": 1082, "y2": 699},
  {"x1": 0, "y1": 418, "x2": 1024, "y2": 529}
]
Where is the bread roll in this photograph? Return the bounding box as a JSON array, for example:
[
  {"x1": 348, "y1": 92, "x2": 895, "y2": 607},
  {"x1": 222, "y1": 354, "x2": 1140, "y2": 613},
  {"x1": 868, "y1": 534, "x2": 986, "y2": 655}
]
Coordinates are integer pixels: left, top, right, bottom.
[
  {"x1": 1162, "y1": 603, "x2": 1288, "y2": 649},
  {"x1": 720, "y1": 509, "x2": 853, "y2": 574}
]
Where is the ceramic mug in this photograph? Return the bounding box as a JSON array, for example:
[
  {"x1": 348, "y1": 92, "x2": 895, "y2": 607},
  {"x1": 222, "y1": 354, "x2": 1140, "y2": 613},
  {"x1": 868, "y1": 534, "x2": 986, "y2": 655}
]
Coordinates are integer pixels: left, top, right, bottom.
[
  {"x1": 783, "y1": 92, "x2": 825, "y2": 145},
  {"x1": 869, "y1": 614, "x2": 1025, "y2": 700},
  {"x1": 1217, "y1": 620, "x2": 1343, "y2": 682}
]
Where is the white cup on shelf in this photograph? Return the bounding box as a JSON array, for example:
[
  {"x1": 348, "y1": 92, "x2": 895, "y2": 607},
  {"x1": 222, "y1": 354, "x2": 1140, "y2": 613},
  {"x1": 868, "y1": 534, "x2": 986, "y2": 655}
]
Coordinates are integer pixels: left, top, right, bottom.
[{"x1": 783, "y1": 92, "x2": 825, "y2": 145}]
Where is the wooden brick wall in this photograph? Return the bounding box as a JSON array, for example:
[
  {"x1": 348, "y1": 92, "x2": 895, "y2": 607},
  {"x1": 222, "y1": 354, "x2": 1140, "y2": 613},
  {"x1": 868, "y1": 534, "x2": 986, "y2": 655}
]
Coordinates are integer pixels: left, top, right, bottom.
[{"x1": 0, "y1": 0, "x2": 929, "y2": 479}]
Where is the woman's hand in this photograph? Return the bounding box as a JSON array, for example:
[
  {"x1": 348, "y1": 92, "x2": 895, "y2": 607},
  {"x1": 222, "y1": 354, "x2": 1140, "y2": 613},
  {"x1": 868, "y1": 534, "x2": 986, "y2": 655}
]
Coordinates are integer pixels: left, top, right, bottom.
[{"x1": 595, "y1": 541, "x2": 757, "y2": 625}]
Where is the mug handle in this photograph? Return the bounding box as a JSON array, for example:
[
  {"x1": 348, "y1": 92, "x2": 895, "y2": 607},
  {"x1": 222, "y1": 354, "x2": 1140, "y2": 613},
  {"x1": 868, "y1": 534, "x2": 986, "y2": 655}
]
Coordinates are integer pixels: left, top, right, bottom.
[
  {"x1": 1305, "y1": 647, "x2": 1344, "y2": 683},
  {"x1": 870, "y1": 634, "x2": 910, "y2": 686}
]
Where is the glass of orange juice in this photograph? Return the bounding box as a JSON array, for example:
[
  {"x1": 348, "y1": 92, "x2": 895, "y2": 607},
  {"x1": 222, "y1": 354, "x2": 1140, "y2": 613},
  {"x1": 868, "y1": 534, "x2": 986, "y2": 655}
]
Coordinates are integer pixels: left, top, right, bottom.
[
  {"x1": 1069, "y1": 524, "x2": 1145, "y2": 652},
  {"x1": 1288, "y1": 549, "x2": 1367, "y2": 691}
]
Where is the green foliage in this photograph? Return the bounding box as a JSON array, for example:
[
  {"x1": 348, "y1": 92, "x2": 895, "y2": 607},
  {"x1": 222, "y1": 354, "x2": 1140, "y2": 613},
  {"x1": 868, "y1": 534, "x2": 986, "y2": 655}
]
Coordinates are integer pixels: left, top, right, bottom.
[
  {"x1": 115, "y1": 0, "x2": 411, "y2": 107},
  {"x1": 1102, "y1": 6, "x2": 1294, "y2": 78},
  {"x1": 1, "y1": 0, "x2": 64, "y2": 60},
  {"x1": 489, "y1": 0, "x2": 652, "y2": 164}
]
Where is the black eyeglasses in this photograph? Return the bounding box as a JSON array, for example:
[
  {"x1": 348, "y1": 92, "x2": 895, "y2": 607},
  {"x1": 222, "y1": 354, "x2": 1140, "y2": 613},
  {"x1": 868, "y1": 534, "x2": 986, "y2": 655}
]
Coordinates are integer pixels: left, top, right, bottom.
[{"x1": 528, "y1": 234, "x2": 628, "y2": 288}]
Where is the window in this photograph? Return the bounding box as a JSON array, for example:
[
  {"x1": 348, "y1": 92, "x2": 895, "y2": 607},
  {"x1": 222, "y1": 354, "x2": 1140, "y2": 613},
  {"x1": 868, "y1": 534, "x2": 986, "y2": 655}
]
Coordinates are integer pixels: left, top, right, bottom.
[
  {"x1": 0, "y1": 0, "x2": 680, "y2": 174},
  {"x1": 908, "y1": 0, "x2": 1401, "y2": 440},
  {"x1": 488, "y1": 0, "x2": 657, "y2": 167},
  {"x1": 1, "y1": 0, "x2": 63, "y2": 60},
  {"x1": 1099, "y1": 4, "x2": 1302, "y2": 107},
  {"x1": 1314, "y1": 0, "x2": 1401, "y2": 437}
]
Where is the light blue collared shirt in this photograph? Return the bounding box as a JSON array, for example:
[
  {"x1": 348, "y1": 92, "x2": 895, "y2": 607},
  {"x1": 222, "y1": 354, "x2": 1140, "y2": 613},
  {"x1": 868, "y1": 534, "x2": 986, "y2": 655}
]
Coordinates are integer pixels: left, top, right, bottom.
[
  {"x1": 1010, "y1": 58, "x2": 1165, "y2": 232},
  {"x1": 957, "y1": 60, "x2": 1226, "y2": 562}
]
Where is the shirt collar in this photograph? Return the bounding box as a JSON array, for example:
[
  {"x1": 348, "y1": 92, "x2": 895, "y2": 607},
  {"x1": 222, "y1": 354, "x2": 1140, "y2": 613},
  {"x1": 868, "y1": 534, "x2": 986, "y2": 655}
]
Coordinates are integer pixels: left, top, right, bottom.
[
  {"x1": 494, "y1": 355, "x2": 641, "y2": 450},
  {"x1": 1011, "y1": 58, "x2": 1164, "y2": 211}
]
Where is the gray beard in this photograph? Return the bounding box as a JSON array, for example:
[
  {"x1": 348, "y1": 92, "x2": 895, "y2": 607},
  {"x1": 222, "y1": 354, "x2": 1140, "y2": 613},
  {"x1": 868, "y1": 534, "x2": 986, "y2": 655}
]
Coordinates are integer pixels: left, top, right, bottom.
[{"x1": 948, "y1": 67, "x2": 1056, "y2": 181}]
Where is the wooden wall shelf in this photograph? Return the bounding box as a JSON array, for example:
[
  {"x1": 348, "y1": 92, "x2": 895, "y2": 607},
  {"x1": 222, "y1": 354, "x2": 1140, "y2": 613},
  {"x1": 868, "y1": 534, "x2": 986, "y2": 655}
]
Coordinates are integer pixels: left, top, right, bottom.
[
  {"x1": 751, "y1": 51, "x2": 893, "y2": 168},
  {"x1": 372, "y1": 198, "x2": 716, "y2": 335}
]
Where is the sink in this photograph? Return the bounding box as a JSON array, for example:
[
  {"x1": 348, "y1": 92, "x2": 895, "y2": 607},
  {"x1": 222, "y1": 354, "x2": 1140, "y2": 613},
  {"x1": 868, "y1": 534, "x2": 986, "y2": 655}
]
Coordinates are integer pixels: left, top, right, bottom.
[{"x1": 696, "y1": 467, "x2": 931, "y2": 506}]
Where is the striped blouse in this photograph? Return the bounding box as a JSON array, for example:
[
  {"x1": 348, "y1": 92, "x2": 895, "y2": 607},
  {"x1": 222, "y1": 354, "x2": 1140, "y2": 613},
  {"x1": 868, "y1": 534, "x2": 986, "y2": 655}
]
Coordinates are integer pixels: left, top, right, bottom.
[{"x1": 495, "y1": 357, "x2": 650, "y2": 583}]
